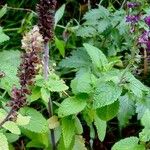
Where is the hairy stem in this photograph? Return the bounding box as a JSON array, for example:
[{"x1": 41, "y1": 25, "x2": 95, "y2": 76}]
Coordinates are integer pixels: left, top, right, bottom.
[{"x1": 43, "y1": 42, "x2": 55, "y2": 150}]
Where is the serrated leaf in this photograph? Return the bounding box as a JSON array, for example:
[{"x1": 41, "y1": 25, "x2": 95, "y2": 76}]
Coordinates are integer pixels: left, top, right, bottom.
[
  {"x1": 48, "y1": 116, "x2": 60, "y2": 129},
  {"x1": 0, "y1": 50, "x2": 20, "y2": 92},
  {"x1": 16, "y1": 113, "x2": 30, "y2": 126},
  {"x1": 75, "y1": 116, "x2": 83, "y2": 134},
  {"x1": 19, "y1": 107, "x2": 48, "y2": 133},
  {"x1": 58, "y1": 95, "x2": 87, "y2": 117},
  {"x1": 97, "y1": 19, "x2": 110, "y2": 33},
  {"x1": 141, "y1": 109, "x2": 150, "y2": 128},
  {"x1": 55, "y1": 4, "x2": 65, "y2": 27},
  {"x1": 73, "y1": 135, "x2": 87, "y2": 150},
  {"x1": 2, "y1": 121, "x2": 20, "y2": 135},
  {"x1": 62, "y1": 117, "x2": 75, "y2": 148},
  {"x1": 96, "y1": 101, "x2": 119, "y2": 121},
  {"x1": 0, "y1": 133, "x2": 9, "y2": 150},
  {"x1": 59, "y1": 48, "x2": 91, "y2": 69},
  {"x1": 0, "y1": 27, "x2": 9, "y2": 44},
  {"x1": 139, "y1": 128, "x2": 150, "y2": 142},
  {"x1": 0, "y1": 109, "x2": 7, "y2": 122},
  {"x1": 93, "y1": 81, "x2": 122, "y2": 108},
  {"x1": 41, "y1": 87, "x2": 50, "y2": 103},
  {"x1": 71, "y1": 70, "x2": 94, "y2": 94},
  {"x1": 47, "y1": 75, "x2": 68, "y2": 92},
  {"x1": 83, "y1": 43, "x2": 108, "y2": 70},
  {"x1": 94, "y1": 114, "x2": 106, "y2": 142},
  {"x1": 112, "y1": 137, "x2": 145, "y2": 150},
  {"x1": 118, "y1": 94, "x2": 135, "y2": 127}
]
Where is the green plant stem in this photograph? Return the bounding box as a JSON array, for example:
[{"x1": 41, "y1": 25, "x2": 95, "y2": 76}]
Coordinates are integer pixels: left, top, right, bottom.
[{"x1": 43, "y1": 42, "x2": 56, "y2": 150}]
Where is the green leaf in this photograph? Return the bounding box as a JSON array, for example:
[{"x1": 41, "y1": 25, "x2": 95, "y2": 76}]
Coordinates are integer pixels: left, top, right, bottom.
[
  {"x1": 16, "y1": 113, "x2": 31, "y2": 126},
  {"x1": 139, "y1": 128, "x2": 150, "y2": 142},
  {"x1": 19, "y1": 107, "x2": 48, "y2": 133},
  {"x1": 55, "y1": 36, "x2": 65, "y2": 57},
  {"x1": 0, "y1": 27, "x2": 9, "y2": 44},
  {"x1": 4, "y1": 133, "x2": 19, "y2": 143},
  {"x1": 0, "y1": 133, "x2": 9, "y2": 150},
  {"x1": 0, "y1": 4, "x2": 7, "y2": 18},
  {"x1": 71, "y1": 70, "x2": 94, "y2": 94},
  {"x1": 0, "y1": 109, "x2": 7, "y2": 122},
  {"x1": 58, "y1": 95, "x2": 87, "y2": 117},
  {"x1": 112, "y1": 137, "x2": 145, "y2": 150},
  {"x1": 0, "y1": 50, "x2": 20, "y2": 92},
  {"x1": 83, "y1": 43, "x2": 108, "y2": 70},
  {"x1": 97, "y1": 19, "x2": 110, "y2": 33},
  {"x1": 96, "y1": 101, "x2": 119, "y2": 121},
  {"x1": 93, "y1": 81, "x2": 122, "y2": 108},
  {"x1": 59, "y1": 48, "x2": 91, "y2": 69},
  {"x1": 141, "y1": 109, "x2": 150, "y2": 128},
  {"x1": 74, "y1": 116, "x2": 83, "y2": 134},
  {"x1": 29, "y1": 86, "x2": 41, "y2": 102},
  {"x1": 62, "y1": 117, "x2": 75, "y2": 148},
  {"x1": 55, "y1": 4, "x2": 65, "y2": 27},
  {"x1": 41, "y1": 87, "x2": 50, "y2": 103},
  {"x1": 73, "y1": 135, "x2": 87, "y2": 150},
  {"x1": 2, "y1": 121, "x2": 21, "y2": 135},
  {"x1": 47, "y1": 74, "x2": 68, "y2": 92},
  {"x1": 48, "y1": 116, "x2": 60, "y2": 129},
  {"x1": 118, "y1": 94, "x2": 135, "y2": 127},
  {"x1": 94, "y1": 114, "x2": 106, "y2": 142}
]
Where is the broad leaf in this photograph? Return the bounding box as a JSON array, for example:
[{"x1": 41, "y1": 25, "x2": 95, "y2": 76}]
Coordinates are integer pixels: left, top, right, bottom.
[
  {"x1": 16, "y1": 113, "x2": 30, "y2": 126},
  {"x1": 93, "y1": 81, "x2": 122, "y2": 108},
  {"x1": 96, "y1": 101, "x2": 119, "y2": 121},
  {"x1": 83, "y1": 43, "x2": 108, "y2": 70},
  {"x1": 19, "y1": 107, "x2": 48, "y2": 133},
  {"x1": 0, "y1": 133, "x2": 9, "y2": 150},
  {"x1": 112, "y1": 137, "x2": 145, "y2": 150},
  {"x1": 58, "y1": 95, "x2": 87, "y2": 117}
]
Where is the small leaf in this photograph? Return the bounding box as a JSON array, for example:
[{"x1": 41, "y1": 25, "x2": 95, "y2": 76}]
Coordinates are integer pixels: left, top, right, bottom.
[
  {"x1": 75, "y1": 116, "x2": 83, "y2": 134},
  {"x1": 58, "y1": 95, "x2": 87, "y2": 117},
  {"x1": 0, "y1": 27, "x2": 9, "y2": 44},
  {"x1": 2, "y1": 121, "x2": 21, "y2": 135},
  {"x1": 139, "y1": 128, "x2": 150, "y2": 142},
  {"x1": 55, "y1": 36, "x2": 65, "y2": 57},
  {"x1": 83, "y1": 43, "x2": 108, "y2": 70},
  {"x1": 48, "y1": 116, "x2": 60, "y2": 129},
  {"x1": 0, "y1": 133, "x2": 9, "y2": 150},
  {"x1": 94, "y1": 114, "x2": 106, "y2": 142},
  {"x1": 93, "y1": 81, "x2": 122, "y2": 108},
  {"x1": 96, "y1": 101, "x2": 119, "y2": 121},
  {"x1": 41, "y1": 87, "x2": 50, "y2": 103},
  {"x1": 62, "y1": 117, "x2": 75, "y2": 148},
  {"x1": 55, "y1": 4, "x2": 65, "y2": 27},
  {"x1": 16, "y1": 113, "x2": 30, "y2": 126},
  {"x1": 0, "y1": 109, "x2": 7, "y2": 122},
  {"x1": 112, "y1": 137, "x2": 145, "y2": 150},
  {"x1": 0, "y1": 4, "x2": 7, "y2": 18},
  {"x1": 141, "y1": 109, "x2": 150, "y2": 128},
  {"x1": 29, "y1": 86, "x2": 41, "y2": 102}
]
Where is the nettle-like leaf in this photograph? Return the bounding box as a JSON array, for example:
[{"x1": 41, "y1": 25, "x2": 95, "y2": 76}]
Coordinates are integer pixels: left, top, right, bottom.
[
  {"x1": 0, "y1": 50, "x2": 20, "y2": 92},
  {"x1": 93, "y1": 81, "x2": 122, "y2": 109},
  {"x1": 71, "y1": 69, "x2": 95, "y2": 94},
  {"x1": 16, "y1": 113, "x2": 31, "y2": 126},
  {"x1": 74, "y1": 116, "x2": 83, "y2": 135},
  {"x1": 59, "y1": 48, "x2": 91, "y2": 69},
  {"x1": 83, "y1": 43, "x2": 108, "y2": 70},
  {"x1": 97, "y1": 19, "x2": 111, "y2": 33},
  {"x1": 19, "y1": 107, "x2": 48, "y2": 133},
  {"x1": 141, "y1": 109, "x2": 150, "y2": 128},
  {"x1": 94, "y1": 113, "x2": 106, "y2": 142},
  {"x1": 112, "y1": 137, "x2": 145, "y2": 150},
  {"x1": 118, "y1": 94, "x2": 135, "y2": 127},
  {"x1": 41, "y1": 87, "x2": 50, "y2": 103},
  {"x1": 61, "y1": 117, "x2": 75, "y2": 148},
  {"x1": 96, "y1": 101, "x2": 119, "y2": 121},
  {"x1": 4, "y1": 133, "x2": 19, "y2": 143},
  {"x1": 58, "y1": 95, "x2": 87, "y2": 117},
  {"x1": 0, "y1": 27, "x2": 9, "y2": 44},
  {"x1": 139, "y1": 128, "x2": 150, "y2": 142},
  {"x1": 0, "y1": 109, "x2": 7, "y2": 122},
  {"x1": 0, "y1": 133, "x2": 9, "y2": 150},
  {"x1": 72, "y1": 135, "x2": 87, "y2": 150},
  {"x1": 2, "y1": 121, "x2": 20, "y2": 135},
  {"x1": 124, "y1": 72, "x2": 149, "y2": 98}
]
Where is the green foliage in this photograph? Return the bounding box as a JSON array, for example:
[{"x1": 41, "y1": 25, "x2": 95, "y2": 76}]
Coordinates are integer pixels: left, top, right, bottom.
[
  {"x1": 19, "y1": 107, "x2": 48, "y2": 133},
  {"x1": 0, "y1": 27, "x2": 9, "y2": 44},
  {"x1": 58, "y1": 95, "x2": 87, "y2": 117},
  {"x1": 0, "y1": 133, "x2": 9, "y2": 150},
  {"x1": 93, "y1": 81, "x2": 122, "y2": 108}
]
